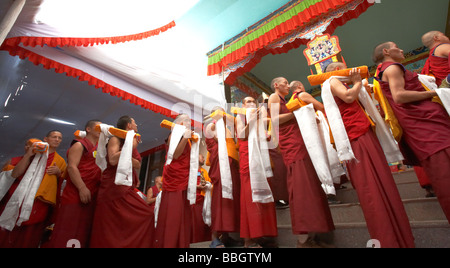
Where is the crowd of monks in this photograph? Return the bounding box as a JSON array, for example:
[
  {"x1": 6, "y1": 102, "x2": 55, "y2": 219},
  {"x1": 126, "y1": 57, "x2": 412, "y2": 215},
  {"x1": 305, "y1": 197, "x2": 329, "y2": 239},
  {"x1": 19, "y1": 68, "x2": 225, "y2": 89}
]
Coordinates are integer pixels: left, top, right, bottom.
[{"x1": 1, "y1": 31, "x2": 450, "y2": 248}]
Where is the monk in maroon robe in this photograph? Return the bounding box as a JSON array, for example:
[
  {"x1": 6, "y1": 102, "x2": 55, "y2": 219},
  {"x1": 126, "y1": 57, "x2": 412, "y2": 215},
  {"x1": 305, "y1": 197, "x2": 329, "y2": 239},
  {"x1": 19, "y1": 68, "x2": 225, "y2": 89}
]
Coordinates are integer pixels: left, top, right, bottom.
[
  {"x1": 268, "y1": 79, "x2": 335, "y2": 248},
  {"x1": 421, "y1": 31, "x2": 450, "y2": 87},
  {"x1": 90, "y1": 116, "x2": 153, "y2": 248},
  {"x1": 204, "y1": 108, "x2": 241, "y2": 248},
  {"x1": 146, "y1": 176, "x2": 162, "y2": 208},
  {"x1": 373, "y1": 42, "x2": 450, "y2": 223},
  {"x1": 326, "y1": 62, "x2": 415, "y2": 248},
  {"x1": 236, "y1": 97, "x2": 278, "y2": 248},
  {"x1": 0, "y1": 131, "x2": 66, "y2": 248},
  {"x1": 46, "y1": 120, "x2": 102, "y2": 248},
  {"x1": 153, "y1": 114, "x2": 194, "y2": 248}
]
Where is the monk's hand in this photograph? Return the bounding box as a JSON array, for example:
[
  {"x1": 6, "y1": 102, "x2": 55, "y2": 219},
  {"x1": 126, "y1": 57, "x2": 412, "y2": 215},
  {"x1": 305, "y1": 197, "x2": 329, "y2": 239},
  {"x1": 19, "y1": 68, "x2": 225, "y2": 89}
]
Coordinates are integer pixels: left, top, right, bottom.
[
  {"x1": 24, "y1": 143, "x2": 37, "y2": 158},
  {"x1": 349, "y1": 68, "x2": 362, "y2": 84},
  {"x1": 46, "y1": 163, "x2": 61, "y2": 177},
  {"x1": 78, "y1": 186, "x2": 92, "y2": 204}
]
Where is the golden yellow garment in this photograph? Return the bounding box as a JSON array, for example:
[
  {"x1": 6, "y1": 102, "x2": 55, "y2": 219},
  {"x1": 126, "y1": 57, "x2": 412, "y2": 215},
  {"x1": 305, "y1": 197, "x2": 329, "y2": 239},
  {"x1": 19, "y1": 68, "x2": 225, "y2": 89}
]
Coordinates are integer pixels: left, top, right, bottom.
[
  {"x1": 372, "y1": 70, "x2": 403, "y2": 142},
  {"x1": 206, "y1": 127, "x2": 239, "y2": 166},
  {"x1": 35, "y1": 152, "x2": 67, "y2": 206},
  {"x1": 199, "y1": 167, "x2": 212, "y2": 196}
]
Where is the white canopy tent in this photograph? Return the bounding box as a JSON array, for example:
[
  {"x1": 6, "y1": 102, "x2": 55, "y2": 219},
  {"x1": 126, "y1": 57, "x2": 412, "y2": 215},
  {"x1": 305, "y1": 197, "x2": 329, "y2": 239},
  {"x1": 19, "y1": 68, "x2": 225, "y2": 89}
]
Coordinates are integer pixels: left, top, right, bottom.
[
  {"x1": 2, "y1": 0, "x2": 227, "y2": 123},
  {"x1": 0, "y1": 0, "x2": 230, "y2": 163}
]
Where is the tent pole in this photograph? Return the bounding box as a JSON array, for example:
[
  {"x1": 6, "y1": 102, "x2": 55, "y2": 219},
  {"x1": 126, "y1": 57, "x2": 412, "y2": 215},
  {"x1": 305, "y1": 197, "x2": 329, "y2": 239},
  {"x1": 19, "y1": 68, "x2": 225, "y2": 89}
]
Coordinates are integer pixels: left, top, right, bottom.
[{"x1": 0, "y1": 0, "x2": 26, "y2": 47}]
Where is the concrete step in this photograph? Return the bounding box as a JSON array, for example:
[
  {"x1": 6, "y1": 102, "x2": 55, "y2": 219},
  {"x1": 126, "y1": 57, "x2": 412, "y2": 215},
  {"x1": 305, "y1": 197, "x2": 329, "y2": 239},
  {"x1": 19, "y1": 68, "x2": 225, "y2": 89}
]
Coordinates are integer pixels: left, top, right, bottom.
[
  {"x1": 276, "y1": 221, "x2": 450, "y2": 248},
  {"x1": 335, "y1": 170, "x2": 428, "y2": 204},
  {"x1": 276, "y1": 197, "x2": 447, "y2": 226},
  {"x1": 336, "y1": 181, "x2": 429, "y2": 204},
  {"x1": 191, "y1": 220, "x2": 450, "y2": 248}
]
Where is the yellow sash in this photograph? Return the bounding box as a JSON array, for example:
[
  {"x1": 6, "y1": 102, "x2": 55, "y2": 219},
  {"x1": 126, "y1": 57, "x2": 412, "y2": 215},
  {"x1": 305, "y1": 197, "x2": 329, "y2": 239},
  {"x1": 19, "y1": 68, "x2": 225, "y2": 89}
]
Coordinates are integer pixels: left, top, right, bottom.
[
  {"x1": 35, "y1": 152, "x2": 67, "y2": 206},
  {"x1": 373, "y1": 70, "x2": 403, "y2": 142}
]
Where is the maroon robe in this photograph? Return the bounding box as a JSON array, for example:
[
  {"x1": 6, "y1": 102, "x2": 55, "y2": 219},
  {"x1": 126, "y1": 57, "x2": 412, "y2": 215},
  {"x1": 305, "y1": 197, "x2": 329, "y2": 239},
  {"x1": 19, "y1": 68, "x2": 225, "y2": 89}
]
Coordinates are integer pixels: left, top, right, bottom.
[
  {"x1": 268, "y1": 148, "x2": 289, "y2": 202},
  {"x1": 335, "y1": 95, "x2": 415, "y2": 248},
  {"x1": 269, "y1": 95, "x2": 334, "y2": 234},
  {"x1": 153, "y1": 140, "x2": 192, "y2": 248},
  {"x1": 422, "y1": 44, "x2": 450, "y2": 86},
  {"x1": 0, "y1": 153, "x2": 59, "y2": 248},
  {"x1": 377, "y1": 62, "x2": 450, "y2": 223},
  {"x1": 205, "y1": 137, "x2": 240, "y2": 233},
  {"x1": 46, "y1": 138, "x2": 101, "y2": 248},
  {"x1": 90, "y1": 145, "x2": 154, "y2": 248},
  {"x1": 190, "y1": 171, "x2": 212, "y2": 243},
  {"x1": 238, "y1": 137, "x2": 278, "y2": 239}
]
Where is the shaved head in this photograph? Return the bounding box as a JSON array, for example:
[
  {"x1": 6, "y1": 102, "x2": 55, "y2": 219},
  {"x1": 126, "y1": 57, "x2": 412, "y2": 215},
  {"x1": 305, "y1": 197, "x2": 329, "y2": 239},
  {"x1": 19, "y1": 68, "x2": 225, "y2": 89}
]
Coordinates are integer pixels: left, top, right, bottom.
[
  {"x1": 422, "y1": 31, "x2": 441, "y2": 48},
  {"x1": 271, "y1": 77, "x2": 285, "y2": 91},
  {"x1": 372, "y1": 42, "x2": 393, "y2": 64},
  {"x1": 325, "y1": 62, "x2": 346, "y2": 72}
]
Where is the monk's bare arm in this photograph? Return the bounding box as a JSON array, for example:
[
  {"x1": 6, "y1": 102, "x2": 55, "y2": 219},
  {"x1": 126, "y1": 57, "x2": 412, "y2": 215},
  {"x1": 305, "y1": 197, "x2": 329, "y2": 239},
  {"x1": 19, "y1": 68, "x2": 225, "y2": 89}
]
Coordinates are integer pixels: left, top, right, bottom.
[
  {"x1": 299, "y1": 92, "x2": 325, "y2": 112},
  {"x1": 329, "y1": 78, "x2": 361, "y2": 104},
  {"x1": 384, "y1": 65, "x2": 437, "y2": 104},
  {"x1": 107, "y1": 137, "x2": 122, "y2": 166},
  {"x1": 435, "y1": 43, "x2": 450, "y2": 58},
  {"x1": 169, "y1": 129, "x2": 191, "y2": 160},
  {"x1": 11, "y1": 146, "x2": 35, "y2": 178}
]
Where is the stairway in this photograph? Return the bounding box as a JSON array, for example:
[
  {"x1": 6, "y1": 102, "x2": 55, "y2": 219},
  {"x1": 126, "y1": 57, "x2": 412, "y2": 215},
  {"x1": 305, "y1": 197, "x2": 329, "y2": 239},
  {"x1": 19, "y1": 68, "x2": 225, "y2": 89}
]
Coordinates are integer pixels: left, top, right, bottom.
[
  {"x1": 276, "y1": 170, "x2": 450, "y2": 248},
  {"x1": 191, "y1": 170, "x2": 450, "y2": 248}
]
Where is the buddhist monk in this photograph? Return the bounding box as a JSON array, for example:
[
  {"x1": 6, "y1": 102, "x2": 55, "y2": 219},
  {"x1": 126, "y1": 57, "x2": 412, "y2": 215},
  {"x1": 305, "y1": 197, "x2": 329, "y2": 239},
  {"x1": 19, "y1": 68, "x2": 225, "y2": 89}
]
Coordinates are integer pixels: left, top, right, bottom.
[
  {"x1": 153, "y1": 114, "x2": 195, "y2": 248},
  {"x1": 268, "y1": 77, "x2": 335, "y2": 248},
  {"x1": 0, "y1": 131, "x2": 67, "y2": 248},
  {"x1": 146, "y1": 176, "x2": 162, "y2": 207},
  {"x1": 190, "y1": 154, "x2": 212, "y2": 244},
  {"x1": 373, "y1": 41, "x2": 450, "y2": 223},
  {"x1": 289, "y1": 80, "x2": 344, "y2": 204},
  {"x1": 289, "y1": 80, "x2": 325, "y2": 112},
  {"x1": 421, "y1": 31, "x2": 450, "y2": 87},
  {"x1": 46, "y1": 120, "x2": 102, "y2": 248},
  {"x1": 236, "y1": 97, "x2": 278, "y2": 248},
  {"x1": 204, "y1": 107, "x2": 241, "y2": 248},
  {"x1": 325, "y1": 62, "x2": 415, "y2": 248},
  {"x1": 90, "y1": 116, "x2": 154, "y2": 248}
]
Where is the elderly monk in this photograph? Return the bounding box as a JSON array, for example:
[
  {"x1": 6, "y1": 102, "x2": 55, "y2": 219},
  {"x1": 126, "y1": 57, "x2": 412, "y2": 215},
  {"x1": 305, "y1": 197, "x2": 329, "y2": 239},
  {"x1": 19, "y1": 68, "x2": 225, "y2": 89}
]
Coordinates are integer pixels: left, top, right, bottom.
[
  {"x1": 46, "y1": 120, "x2": 102, "y2": 248},
  {"x1": 421, "y1": 31, "x2": 450, "y2": 87},
  {"x1": 325, "y1": 62, "x2": 415, "y2": 248},
  {"x1": 373, "y1": 41, "x2": 450, "y2": 224},
  {"x1": 0, "y1": 131, "x2": 67, "y2": 248},
  {"x1": 268, "y1": 78, "x2": 335, "y2": 248},
  {"x1": 289, "y1": 80, "x2": 325, "y2": 113}
]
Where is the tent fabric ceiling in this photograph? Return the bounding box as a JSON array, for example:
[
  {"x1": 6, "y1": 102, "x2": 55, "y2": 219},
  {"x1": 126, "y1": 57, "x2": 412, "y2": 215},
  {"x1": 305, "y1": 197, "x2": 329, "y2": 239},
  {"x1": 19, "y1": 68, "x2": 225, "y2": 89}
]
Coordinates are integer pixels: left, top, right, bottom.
[
  {"x1": 0, "y1": 0, "x2": 449, "y2": 167},
  {"x1": 0, "y1": 0, "x2": 297, "y2": 166},
  {"x1": 1, "y1": 0, "x2": 227, "y2": 123}
]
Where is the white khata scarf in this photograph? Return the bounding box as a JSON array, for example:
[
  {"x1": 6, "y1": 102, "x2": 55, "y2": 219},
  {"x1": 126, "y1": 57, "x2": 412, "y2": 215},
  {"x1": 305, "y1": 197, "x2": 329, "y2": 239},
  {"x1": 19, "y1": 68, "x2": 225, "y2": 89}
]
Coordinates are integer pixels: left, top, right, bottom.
[
  {"x1": 215, "y1": 118, "x2": 233, "y2": 200},
  {"x1": 0, "y1": 170, "x2": 15, "y2": 202},
  {"x1": 322, "y1": 77, "x2": 403, "y2": 164},
  {"x1": 114, "y1": 129, "x2": 135, "y2": 186},
  {"x1": 246, "y1": 108, "x2": 274, "y2": 203},
  {"x1": 0, "y1": 146, "x2": 49, "y2": 231},
  {"x1": 95, "y1": 123, "x2": 114, "y2": 172},
  {"x1": 292, "y1": 104, "x2": 336, "y2": 195},
  {"x1": 165, "y1": 124, "x2": 199, "y2": 205},
  {"x1": 418, "y1": 74, "x2": 450, "y2": 115},
  {"x1": 316, "y1": 110, "x2": 346, "y2": 184},
  {"x1": 202, "y1": 181, "x2": 213, "y2": 226}
]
